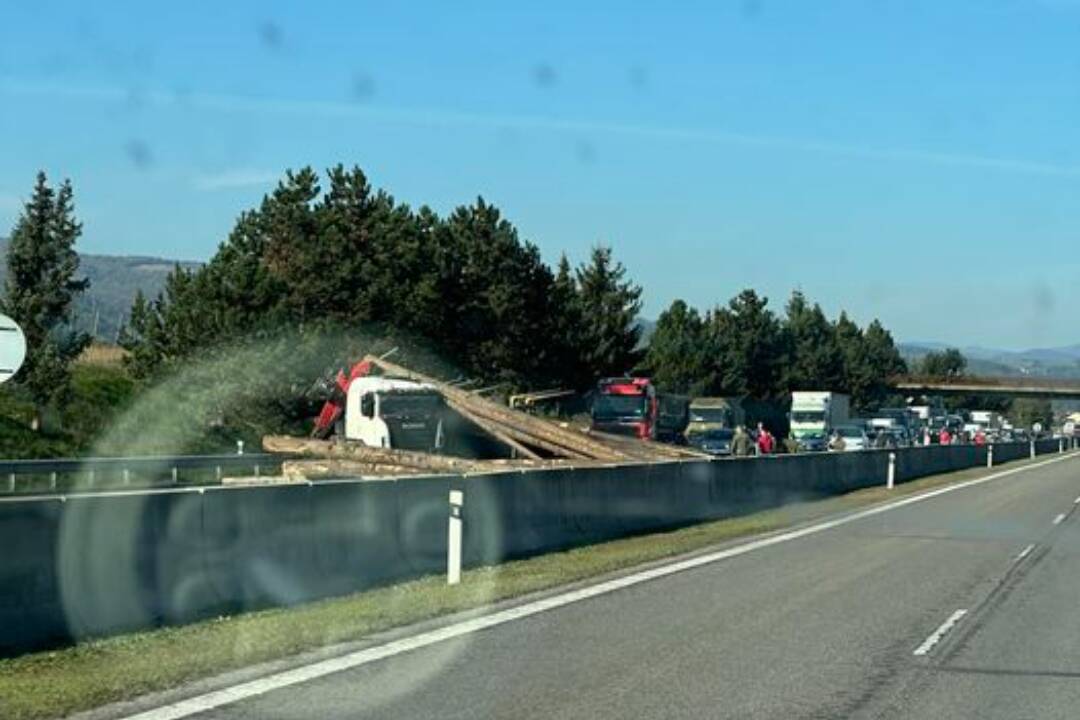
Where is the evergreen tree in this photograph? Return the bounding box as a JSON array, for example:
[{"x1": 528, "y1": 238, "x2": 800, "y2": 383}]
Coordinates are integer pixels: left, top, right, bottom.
[
  {"x1": 708, "y1": 289, "x2": 784, "y2": 398},
  {"x1": 833, "y1": 313, "x2": 907, "y2": 411},
  {"x1": 781, "y1": 291, "x2": 845, "y2": 391},
  {"x1": 915, "y1": 348, "x2": 966, "y2": 378},
  {"x1": 644, "y1": 299, "x2": 710, "y2": 394},
  {"x1": 438, "y1": 198, "x2": 557, "y2": 386},
  {"x1": 1, "y1": 172, "x2": 90, "y2": 429},
  {"x1": 547, "y1": 254, "x2": 589, "y2": 389},
  {"x1": 857, "y1": 320, "x2": 907, "y2": 409},
  {"x1": 575, "y1": 245, "x2": 643, "y2": 378}
]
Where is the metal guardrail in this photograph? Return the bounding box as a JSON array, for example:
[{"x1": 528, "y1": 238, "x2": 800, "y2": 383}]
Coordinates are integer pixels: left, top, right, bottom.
[{"x1": 0, "y1": 453, "x2": 284, "y2": 494}]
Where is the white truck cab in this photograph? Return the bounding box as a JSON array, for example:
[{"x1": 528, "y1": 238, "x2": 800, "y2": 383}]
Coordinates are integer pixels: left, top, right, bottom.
[
  {"x1": 790, "y1": 391, "x2": 850, "y2": 440},
  {"x1": 345, "y1": 377, "x2": 445, "y2": 451}
]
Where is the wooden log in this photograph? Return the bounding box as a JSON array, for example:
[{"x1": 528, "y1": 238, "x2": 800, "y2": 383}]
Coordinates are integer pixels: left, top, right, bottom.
[
  {"x1": 263, "y1": 435, "x2": 483, "y2": 473},
  {"x1": 365, "y1": 356, "x2": 626, "y2": 461},
  {"x1": 282, "y1": 459, "x2": 423, "y2": 478},
  {"x1": 441, "y1": 399, "x2": 542, "y2": 459},
  {"x1": 446, "y1": 398, "x2": 591, "y2": 460}
]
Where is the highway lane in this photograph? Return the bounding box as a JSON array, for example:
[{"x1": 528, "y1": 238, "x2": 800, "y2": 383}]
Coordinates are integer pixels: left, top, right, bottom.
[{"x1": 163, "y1": 454, "x2": 1080, "y2": 719}]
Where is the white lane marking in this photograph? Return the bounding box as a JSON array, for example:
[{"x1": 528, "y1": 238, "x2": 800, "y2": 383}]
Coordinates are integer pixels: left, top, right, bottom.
[
  {"x1": 119, "y1": 452, "x2": 1077, "y2": 720},
  {"x1": 1015, "y1": 544, "x2": 1036, "y2": 562},
  {"x1": 1054, "y1": 513, "x2": 1066, "y2": 525},
  {"x1": 913, "y1": 609, "x2": 968, "y2": 656}
]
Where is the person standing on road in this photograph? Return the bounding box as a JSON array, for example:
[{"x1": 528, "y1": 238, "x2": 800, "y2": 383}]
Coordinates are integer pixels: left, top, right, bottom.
[
  {"x1": 756, "y1": 422, "x2": 774, "y2": 455},
  {"x1": 732, "y1": 425, "x2": 753, "y2": 457}
]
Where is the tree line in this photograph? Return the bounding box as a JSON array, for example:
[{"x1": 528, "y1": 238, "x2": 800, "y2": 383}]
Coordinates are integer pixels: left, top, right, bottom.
[
  {"x1": 4, "y1": 167, "x2": 916, "y2": 438},
  {"x1": 118, "y1": 166, "x2": 643, "y2": 392},
  {"x1": 643, "y1": 291, "x2": 907, "y2": 410}
]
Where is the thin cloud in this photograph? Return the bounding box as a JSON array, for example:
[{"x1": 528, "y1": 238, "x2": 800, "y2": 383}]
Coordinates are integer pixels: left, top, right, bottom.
[
  {"x1": 7, "y1": 80, "x2": 1080, "y2": 179},
  {"x1": 193, "y1": 170, "x2": 280, "y2": 191}
]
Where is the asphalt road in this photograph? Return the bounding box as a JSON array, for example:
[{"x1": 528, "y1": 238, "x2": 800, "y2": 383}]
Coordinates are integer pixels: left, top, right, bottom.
[{"x1": 184, "y1": 454, "x2": 1080, "y2": 719}]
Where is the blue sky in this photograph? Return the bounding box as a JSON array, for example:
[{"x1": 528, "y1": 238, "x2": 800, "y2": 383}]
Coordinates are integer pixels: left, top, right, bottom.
[{"x1": 2, "y1": 1, "x2": 1080, "y2": 350}]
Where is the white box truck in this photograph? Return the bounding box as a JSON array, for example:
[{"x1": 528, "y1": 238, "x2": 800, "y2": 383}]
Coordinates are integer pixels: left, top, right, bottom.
[
  {"x1": 790, "y1": 391, "x2": 851, "y2": 440},
  {"x1": 969, "y1": 410, "x2": 1001, "y2": 430}
]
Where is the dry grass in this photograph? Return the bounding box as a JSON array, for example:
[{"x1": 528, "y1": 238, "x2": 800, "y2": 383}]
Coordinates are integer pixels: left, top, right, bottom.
[{"x1": 75, "y1": 343, "x2": 129, "y2": 368}]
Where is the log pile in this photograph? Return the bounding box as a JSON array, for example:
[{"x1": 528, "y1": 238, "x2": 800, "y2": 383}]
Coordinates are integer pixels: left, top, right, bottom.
[
  {"x1": 265, "y1": 437, "x2": 583, "y2": 479},
  {"x1": 262, "y1": 355, "x2": 708, "y2": 478},
  {"x1": 364, "y1": 356, "x2": 632, "y2": 462}
]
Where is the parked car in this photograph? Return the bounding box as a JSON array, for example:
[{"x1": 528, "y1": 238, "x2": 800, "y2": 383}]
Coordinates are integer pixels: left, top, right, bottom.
[
  {"x1": 688, "y1": 427, "x2": 735, "y2": 456},
  {"x1": 832, "y1": 424, "x2": 870, "y2": 451},
  {"x1": 797, "y1": 432, "x2": 828, "y2": 452}
]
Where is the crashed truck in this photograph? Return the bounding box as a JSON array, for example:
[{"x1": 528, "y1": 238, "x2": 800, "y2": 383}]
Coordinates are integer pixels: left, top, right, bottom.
[{"x1": 311, "y1": 359, "x2": 445, "y2": 452}]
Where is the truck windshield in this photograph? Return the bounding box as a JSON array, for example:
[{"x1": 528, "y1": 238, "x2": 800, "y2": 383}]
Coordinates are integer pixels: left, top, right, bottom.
[
  {"x1": 378, "y1": 393, "x2": 442, "y2": 417},
  {"x1": 593, "y1": 394, "x2": 646, "y2": 419},
  {"x1": 791, "y1": 411, "x2": 825, "y2": 423},
  {"x1": 689, "y1": 408, "x2": 731, "y2": 424}
]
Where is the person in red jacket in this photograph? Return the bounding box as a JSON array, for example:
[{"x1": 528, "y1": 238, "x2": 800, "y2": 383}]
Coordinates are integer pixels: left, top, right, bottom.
[
  {"x1": 939, "y1": 427, "x2": 952, "y2": 446},
  {"x1": 974, "y1": 429, "x2": 987, "y2": 446},
  {"x1": 756, "y1": 422, "x2": 775, "y2": 455}
]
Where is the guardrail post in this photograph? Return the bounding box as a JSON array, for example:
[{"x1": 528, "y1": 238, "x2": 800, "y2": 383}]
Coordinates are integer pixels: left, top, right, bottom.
[
  {"x1": 215, "y1": 465, "x2": 222, "y2": 482},
  {"x1": 1059, "y1": 438, "x2": 1065, "y2": 454},
  {"x1": 448, "y1": 489, "x2": 464, "y2": 585},
  {"x1": 887, "y1": 451, "x2": 896, "y2": 490},
  {"x1": 237, "y1": 440, "x2": 244, "y2": 455},
  {"x1": 171, "y1": 466, "x2": 178, "y2": 484},
  {"x1": 7, "y1": 473, "x2": 13, "y2": 493},
  {"x1": 123, "y1": 467, "x2": 131, "y2": 485},
  {"x1": 987, "y1": 444, "x2": 994, "y2": 468},
  {"x1": 254, "y1": 464, "x2": 261, "y2": 479},
  {"x1": 87, "y1": 468, "x2": 95, "y2": 488},
  {"x1": 49, "y1": 472, "x2": 57, "y2": 492},
  {"x1": 1030, "y1": 439, "x2": 1036, "y2": 459}
]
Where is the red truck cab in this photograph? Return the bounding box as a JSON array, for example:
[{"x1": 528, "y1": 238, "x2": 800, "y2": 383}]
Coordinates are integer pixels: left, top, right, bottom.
[{"x1": 590, "y1": 377, "x2": 689, "y2": 443}]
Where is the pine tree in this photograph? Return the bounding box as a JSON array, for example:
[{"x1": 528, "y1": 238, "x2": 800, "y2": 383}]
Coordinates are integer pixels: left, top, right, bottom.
[
  {"x1": 708, "y1": 289, "x2": 783, "y2": 398},
  {"x1": 575, "y1": 245, "x2": 643, "y2": 379},
  {"x1": 915, "y1": 348, "x2": 966, "y2": 378},
  {"x1": 781, "y1": 291, "x2": 845, "y2": 391},
  {"x1": 833, "y1": 313, "x2": 907, "y2": 411},
  {"x1": 547, "y1": 254, "x2": 588, "y2": 389},
  {"x1": 1, "y1": 172, "x2": 90, "y2": 429},
  {"x1": 645, "y1": 299, "x2": 710, "y2": 394},
  {"x1": 439, "y1": 198, "x2": 556, "y2": 386}
]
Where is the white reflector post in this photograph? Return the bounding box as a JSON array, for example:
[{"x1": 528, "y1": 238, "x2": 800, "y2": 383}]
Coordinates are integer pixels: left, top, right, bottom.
[
  {"x1": 448, "y1": 489, "x2": 464, "y2": 585},
  {"x1": 0, "y1": 314, "x2": 26, "y2": 384}
]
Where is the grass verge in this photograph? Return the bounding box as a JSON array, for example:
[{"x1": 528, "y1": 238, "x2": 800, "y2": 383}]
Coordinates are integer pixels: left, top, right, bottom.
[{"x1": 0, "y1": 453, "x2": 1066, "y2": 720}]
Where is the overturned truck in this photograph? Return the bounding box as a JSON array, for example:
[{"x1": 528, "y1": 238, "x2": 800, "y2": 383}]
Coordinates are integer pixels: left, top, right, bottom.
[{"x1": 267, "y1": 356, "x2": 707, "y2": 479}]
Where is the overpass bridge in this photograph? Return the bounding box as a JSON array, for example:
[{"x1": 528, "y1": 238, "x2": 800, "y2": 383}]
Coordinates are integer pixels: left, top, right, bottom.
[{"x1": 893, "y1": 375, "x2": 1080, "y2": 399}]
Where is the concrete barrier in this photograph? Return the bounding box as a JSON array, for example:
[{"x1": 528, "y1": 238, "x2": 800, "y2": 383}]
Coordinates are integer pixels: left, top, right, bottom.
[
  {"x1": 0, "y1": 441, "x2": 1067, "y2": 655},
  {"x1": 0, "y1": 499, "x2": 66, "y2": 655}
]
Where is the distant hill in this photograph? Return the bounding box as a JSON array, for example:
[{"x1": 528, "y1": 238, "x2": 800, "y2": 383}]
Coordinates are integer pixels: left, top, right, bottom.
[
  {"x1": 0, "y1": 238, "x2": 202, "y2": 341},
  {"x1": 900, "y1": 342, "x2": 1080, "y2": 379}
]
